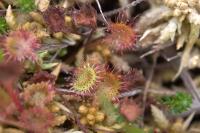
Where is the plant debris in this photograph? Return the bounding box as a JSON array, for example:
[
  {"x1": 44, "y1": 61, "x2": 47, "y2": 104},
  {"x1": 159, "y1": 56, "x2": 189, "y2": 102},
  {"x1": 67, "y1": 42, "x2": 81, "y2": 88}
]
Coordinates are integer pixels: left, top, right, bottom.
[{"x1": 0, "y1": 0, "x2": 200, "y2": 133}]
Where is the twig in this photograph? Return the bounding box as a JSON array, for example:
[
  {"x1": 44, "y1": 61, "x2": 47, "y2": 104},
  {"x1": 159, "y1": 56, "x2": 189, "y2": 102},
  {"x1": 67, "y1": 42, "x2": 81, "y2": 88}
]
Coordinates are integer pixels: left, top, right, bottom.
[
  {"x1": 162, "y1": 53, "x2": 181, "y2": 62},
  {"x1": 143, "y1": 53, "x2": 158, "y2": 104},
  {"x1": 142, "y1": 53, "x2": 158, "y2": 125},
  {"x1": 55, "y1": 88, "x2": 93, "y2": 97},
  {"x1": 118, "y1": 89, "x2": 142, "y2": 98},
  {"x1": 118, "y1": 88, "x2": 175, "y2": 98},
  {"x1": 183, "y1": 111, "x2": 195, "y2": 130},
  {"x1": 118, "y1": 0, "x2": 131, "y2": 17},
  {"x1": 95, "y1": 0, "x2": 108, "y2": 25},
  {"x1": 38, "y1": 43, "x2": 72, "y2": 52},
  {"x1": 56, "y1": 88, "x2": 76, "y2": 93},
  {"x1": 102, "y1": 0, "x2": 146, "y2": 17},
  {"x1": 180, "y1": 69, "x2": 200, "y2": 101},
  {"x1": 50, "y1": 48, "x2": 62, "y2": 62},
  {"x1": 140, "y1": 43, "x2": 173, "y2": 58},
  {"x1": 83, "y1": 29, "x2": 94, "y2": 46}
]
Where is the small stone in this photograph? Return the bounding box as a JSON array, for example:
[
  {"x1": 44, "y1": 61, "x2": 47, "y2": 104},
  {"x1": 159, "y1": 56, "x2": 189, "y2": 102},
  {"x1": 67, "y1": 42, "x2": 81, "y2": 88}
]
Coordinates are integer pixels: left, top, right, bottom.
[
  {"x1": 86, "y1": 114, "x2": 95, "y2": 121},
  {"x1": 88, "y1": 120, "x2": 95, "y2": 126},
  {"x1": 78, "y1": 105, "x2": 88, "y2": 114},
  {"x1": 88, "y1": 107, "x2": 97, "y2": 114},
  {"x1": 80, "y1": 117, "x2": 87, "y2": 125}
]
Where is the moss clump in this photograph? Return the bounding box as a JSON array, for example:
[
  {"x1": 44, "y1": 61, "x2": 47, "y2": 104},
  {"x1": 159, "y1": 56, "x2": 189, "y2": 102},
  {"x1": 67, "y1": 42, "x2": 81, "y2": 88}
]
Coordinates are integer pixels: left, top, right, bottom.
[
  {"x1": 161, "y1": 92, "x2": 192, "y2": 114},
  {"x1": 0, "y1": 17, "x2": 8, "y2": 34},
  {"x1": 17, "y1": 0, "x2": 36, "y2": 12}
]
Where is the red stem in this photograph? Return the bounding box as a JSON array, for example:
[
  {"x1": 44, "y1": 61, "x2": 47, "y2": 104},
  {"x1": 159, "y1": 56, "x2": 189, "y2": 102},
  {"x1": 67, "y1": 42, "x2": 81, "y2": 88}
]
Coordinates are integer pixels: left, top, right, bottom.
[{"x1": 4, "y1": 83, "x2": 23, "y2": 112}]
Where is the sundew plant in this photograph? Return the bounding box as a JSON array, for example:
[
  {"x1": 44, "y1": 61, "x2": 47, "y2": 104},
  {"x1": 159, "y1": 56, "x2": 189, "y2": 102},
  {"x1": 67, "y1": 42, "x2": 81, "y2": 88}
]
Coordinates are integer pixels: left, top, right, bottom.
[{"x1": 0, "y1": 0, "x2": 199, "y2": 133}]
